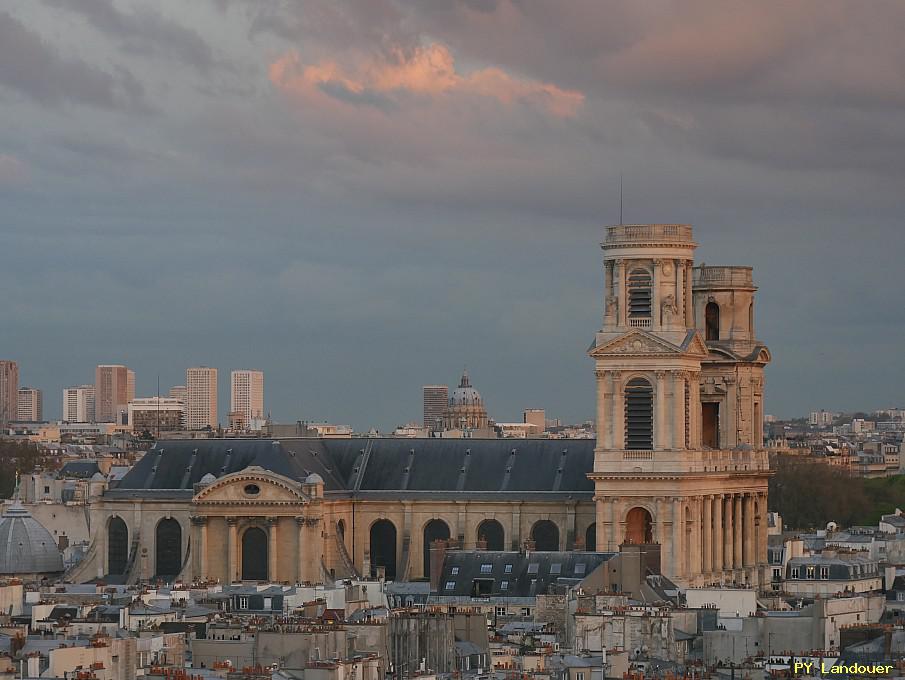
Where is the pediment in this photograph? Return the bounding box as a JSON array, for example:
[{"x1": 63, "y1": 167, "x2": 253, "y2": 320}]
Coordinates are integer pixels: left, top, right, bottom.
[
  {"x1": 589, "y1": 330, "x2": 682, "y2": 357},
  {"x1": 193, "y1": 466, "x2": 309, "y2": 505}
]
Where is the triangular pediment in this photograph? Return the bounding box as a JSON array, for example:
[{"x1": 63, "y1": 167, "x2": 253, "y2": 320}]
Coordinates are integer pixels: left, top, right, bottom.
[
  {"x1": 683, "y1": 332, "x2": 710, "y2": 358},
  {"x1": 589, "y1": 330, "x2": 682, "y2": 357},
  {"x1": 193, "y1": 466, "x2": 310, "y2": 505}
]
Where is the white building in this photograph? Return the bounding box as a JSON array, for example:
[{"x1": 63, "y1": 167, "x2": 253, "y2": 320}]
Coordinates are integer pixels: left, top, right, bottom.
[
  {"x1": 230, "y1": 370, "x2": 264, "y2": 428},
  {"x1": 16, "y1": 387, "x2": 43, "y2": 421},
  {"x1": 63, "y1": 385, "x2": 96, "y2": 422},
  {"x1": 186, "y1": 367, "x2": 217, "y2": 430}
]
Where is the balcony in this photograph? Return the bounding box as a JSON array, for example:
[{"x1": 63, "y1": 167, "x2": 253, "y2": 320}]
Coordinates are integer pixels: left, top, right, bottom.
[
  {"x1": 593, "y1": 447, "x2": 771, "y2": 476},
  {"x1": 694, "y1": 266, "x2": 754, "y2": 289},
  {"x1": 605, "y1": 224, "x2": 694, "y2": 244},
  {"x1": 629, "y1": 317, "x2": 651, "y2": 328}
]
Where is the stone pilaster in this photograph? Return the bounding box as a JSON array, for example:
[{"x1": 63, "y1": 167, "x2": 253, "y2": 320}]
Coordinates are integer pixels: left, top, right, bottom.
[{"x1": 227, "y1": 517, "x2": 238, "y2": 583}]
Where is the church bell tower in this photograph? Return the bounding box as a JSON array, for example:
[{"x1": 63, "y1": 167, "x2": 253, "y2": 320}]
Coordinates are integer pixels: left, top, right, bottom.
[{"x1": 588, "y1": 224, "x2": 771, "y2": 586}]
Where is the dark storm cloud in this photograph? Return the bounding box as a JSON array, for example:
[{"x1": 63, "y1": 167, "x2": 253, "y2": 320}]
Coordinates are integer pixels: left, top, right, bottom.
[
  {"x1": 1, "y1": 0, "x2": 903, "y2": 426},
  {"x1": 0, "y1": 10, "x2": 144, "y2": 109}
]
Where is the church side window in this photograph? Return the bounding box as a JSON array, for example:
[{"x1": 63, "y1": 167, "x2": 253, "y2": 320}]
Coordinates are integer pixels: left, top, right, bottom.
[{"x1": 625, "y1": 378, "x2": 654, "y2": 450}]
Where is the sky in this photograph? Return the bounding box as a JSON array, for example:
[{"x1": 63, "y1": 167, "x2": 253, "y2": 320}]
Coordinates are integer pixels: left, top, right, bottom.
[{"x1": 1, "y1": 0, "x2": 904, "y2": 429}]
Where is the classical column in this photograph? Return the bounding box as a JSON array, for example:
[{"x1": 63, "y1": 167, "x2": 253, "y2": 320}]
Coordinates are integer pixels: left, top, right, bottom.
[
  {"x1": 596, "y1": 371, "x2": 609, "y2": 450},
  {"x1": 227, "y1": 517, "x2": 238, "y2": 583},
  {"x1": 655, "y1": 497, "x2": 667, "y2": 545},
  {"x1": 691, "y1": 497, "x2": 703, "y2": 578},
  {"x1": 713, "y1": 497, "x2": 724, "y2": 574},
  {"x1": 604, "y1": 261, "x2": 615, "y2": 324},
  {"x1": 267, "y1": 517, "x2": 279, "y2": 582},
  {"x1": 758, "y1": 492, "x2": 769, "y2": 568},
  {"x1": 724, "y1": 496, "x2": 734, "y2": 570},
  {"x1": 702, "y1": 496, "x2": 713, "y2": 575},
  {"x1": 675, "y1": 260, "x2": 684, "y2": 326},
  {"x1": 688, "y1": 372, "x2": 701, "y2": 449},
  {"x1": 613, "y1": 372, "x2": 624, "y2": 450},
  {"x1": 96, "y1": 519, "x2": 107, "y2": 579},
  {"x1": 671, "y1": 498, "x2": 684, "y2": 578},
  {"x1": 191, "y1": 516, "x2": 208, "y2": 580},
  {"x1": 617, "y1": 259, "x2": 627, "y2": 327},
  {"x1": 654, "y1": 371, "x2": 666, "y2": 450},
  {"x1": 671, "y1": 371, "x2": 686, "y2": 449},
  {"x1": 296, "y1": 517, "x2": 306, "y2": 584},
  {"x1": 607, "y1": 498, "x2": 617, "y2": 551},
  {"x1": 743, "y1": 494, "x2": 755, "y2": 568},
  {"x1": 652, "y1": 259, "x2": 662, "y2": 330},
  {"x1": 733, "y1": 495, "x2": 743, "y2": 571},
  {"x1": 685, "y1": 260, "x2": 694, "y2": 327}
]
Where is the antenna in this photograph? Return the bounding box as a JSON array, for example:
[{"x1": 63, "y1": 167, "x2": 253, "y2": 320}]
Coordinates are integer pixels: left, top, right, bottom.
[{"x1": 619, "y1": 173, "x2": 624, "y2": 225}]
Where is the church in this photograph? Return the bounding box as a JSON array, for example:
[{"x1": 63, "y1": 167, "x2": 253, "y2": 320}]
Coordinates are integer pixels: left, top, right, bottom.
[{"x1": 69, "y1": 223, "x2": 771, "y2": 588}]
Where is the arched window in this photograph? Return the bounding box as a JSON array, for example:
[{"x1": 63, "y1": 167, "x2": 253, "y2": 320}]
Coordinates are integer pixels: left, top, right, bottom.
[
  {"x1": 241, "y1": 527, "x2": 268, "y2": 581},
  {"x1": 423, "y1": 519, "x2": 451, "y2": 577},
  {"x1": 624, "y1": 507, "x2": 653, "y2": 544},
  {"x1": 108, "y1": 517, "x2": 128, "y2": 576},
  {"x1": 531, "y1": 520, "x2": 559, "y2": 551},
  {"x1": 369, "y1": 520, "x2": 397, "y2": 580},
  {"x1": 155, "y1": 518, "x2": 182, "y2": 579},
  {"x1": 705, "y1": 302, "x2": 720, "y2": 340},
  {"x1": 476, "y1": 519, "x2": 505, "y2": 551},
  {"x1": 337, "y1": 519, "x2": 346, "y2": 542},
  {"x1": 748, "y1": 302, "x2": 754, "y2": 336},
  {"x1": 625, "y1": 378, "x2": 653, "y2": 450},
  {"x1": 585, "y1": 523, "x2": 597, "y2": 552},
  {"x1": 628, "y1": 268, "x2": 652, "y2": 319}
]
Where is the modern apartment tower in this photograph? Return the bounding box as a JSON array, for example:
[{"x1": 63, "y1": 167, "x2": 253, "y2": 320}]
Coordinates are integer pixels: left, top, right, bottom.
[
  {"x1": 422, "y1": 384, "x2": 448, "y2": 430},
  {"x1": 186, "y1": 367, "x2": 218, "y2": 430},
  {"x1": 0, "y1": 360, "x2": 19, "y2": 425},
  {"x1": 16, "y1": 387, "x2": 42, "y2": 421},
  {"x1": 230, "y1": 370, "x2": 264, "y2": 427},
  {"x1": 63, "y1": 385, "x2": 96, "y2": 422},
  {"x1": 95, "y1": 365, "x2": 135, "y2": 423}
]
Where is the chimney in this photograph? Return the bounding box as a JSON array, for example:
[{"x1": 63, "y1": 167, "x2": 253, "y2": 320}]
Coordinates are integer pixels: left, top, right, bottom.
[{"x1": 429, "y1": 539, "x2": 449, "y2": 592}]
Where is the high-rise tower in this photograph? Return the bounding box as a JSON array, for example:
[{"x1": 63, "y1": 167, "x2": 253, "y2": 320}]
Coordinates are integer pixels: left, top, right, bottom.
[{"x1": 588, "y1": 224, "x2": 771, "y2": 586}]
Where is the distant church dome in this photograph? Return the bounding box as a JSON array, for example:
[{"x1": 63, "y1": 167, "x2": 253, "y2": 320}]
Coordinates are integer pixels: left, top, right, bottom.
[
  {"x1": 0, "y1": 501, "x2": 64, "y2": 576},
  {"x1": 449, "y1": 370, "x2": 483, "y2": 407},
  {"x1": 445, "y1": 370, "x2": 489, "y2": 431},
  {"x1": 199, "y1": 473, "x2": 217, "y2": 486},
  {"x1": 305, "y1": 473, "x2": 324, "y2": 485}
]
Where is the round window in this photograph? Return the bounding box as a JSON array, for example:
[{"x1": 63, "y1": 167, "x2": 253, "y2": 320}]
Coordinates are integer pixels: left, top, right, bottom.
[{"x1": 244, "y1": 483, "x2": 261, "y2": 496}]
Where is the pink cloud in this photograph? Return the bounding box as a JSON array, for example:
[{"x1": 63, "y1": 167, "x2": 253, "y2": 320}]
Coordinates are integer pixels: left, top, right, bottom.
[{"x1": 269, "y1": 43, "x2": 584, "y2": 117}]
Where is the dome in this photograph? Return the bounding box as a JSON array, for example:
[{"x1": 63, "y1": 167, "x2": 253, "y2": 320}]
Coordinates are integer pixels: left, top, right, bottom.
[
  {"x1": 305, "y1": 473, "x2": 324, "y2": 485},
  {"x1": 449, "y1": 370, "x2": 482, "y2": 407},
  {"x1": 199, "y1": 473, "x2": 217, "y2": 486},
  {"x1": 0, "y1": 502, "x2": 64, "y2": 575}
]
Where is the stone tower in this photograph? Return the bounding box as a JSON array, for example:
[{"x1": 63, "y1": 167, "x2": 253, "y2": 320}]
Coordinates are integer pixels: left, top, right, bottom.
[{"x1": 588, "y1": 224, "x2": 771, "y2": 586}]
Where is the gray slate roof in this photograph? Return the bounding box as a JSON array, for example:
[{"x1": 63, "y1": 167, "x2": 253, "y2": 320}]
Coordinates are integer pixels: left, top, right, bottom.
[{"x1": 112, "y1": 438, "x2": 596, "y2": 498}]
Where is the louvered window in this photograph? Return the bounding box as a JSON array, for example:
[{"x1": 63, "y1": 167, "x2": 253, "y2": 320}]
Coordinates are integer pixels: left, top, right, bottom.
[
  {"x1": 628, "y1": 268, "x2": 652, "y2": 318},
  {"x1": 625, "y1": 378, "x2": 654, "y2": 449}
]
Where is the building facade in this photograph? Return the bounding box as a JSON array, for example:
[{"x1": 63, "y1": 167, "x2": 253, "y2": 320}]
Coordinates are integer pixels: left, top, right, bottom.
[
  {"x1": 67, "y1": 223, "x2": 773, "y2": 589},
  {"x1": 16, "y1": 387, "x2": 43, "y2": 422},
  {"x1": 0, "y1": 360, "x2": 19, "y2": 425},
  {"x1": 231, "y1": 370, "x2": 264, "y2": 427},
  {"x1": 63, "y1": 385, "x2": 96, "y2": 423},
  {"x1": 128, "y1": 397, "x2": 185, "y2": 434},
  {"x1": 422, "y1": 385, "x2": 448, "y2": 430},
  {"x1": 186, "y1": 367, "x2": 218, "y2": 430},
  {"x1": 588, "y1": 224, "x2": 771, "y2": 586},
  {"x1": 95, "y1": 365, "x2": 135, "y2": 423}
]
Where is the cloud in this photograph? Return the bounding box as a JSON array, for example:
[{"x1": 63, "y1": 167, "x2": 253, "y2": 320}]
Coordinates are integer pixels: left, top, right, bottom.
[
  {"x1": 0, "y1": 10, "x2": 145, "y2": 110},
  {"x1": 42, "y1": 0, "x2": 218, "y2": 72},
  {"x1": 269, "y1": 43, "x2": 584, "y2": 118}
]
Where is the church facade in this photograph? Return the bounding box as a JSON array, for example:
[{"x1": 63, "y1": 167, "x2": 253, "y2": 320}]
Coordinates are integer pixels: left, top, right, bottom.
[{"x1": 69, "y1": 223, "x2": 771, "y2": 588}]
